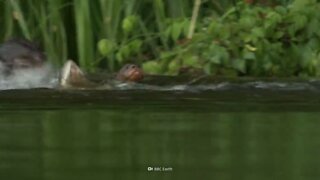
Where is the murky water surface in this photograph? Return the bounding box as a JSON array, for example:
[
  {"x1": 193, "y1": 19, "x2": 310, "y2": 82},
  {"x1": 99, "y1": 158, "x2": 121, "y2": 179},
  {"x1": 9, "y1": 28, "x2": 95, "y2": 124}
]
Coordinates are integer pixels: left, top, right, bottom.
[{"x1": 1, "y1": 78, "x2": 320, "y2": 180}]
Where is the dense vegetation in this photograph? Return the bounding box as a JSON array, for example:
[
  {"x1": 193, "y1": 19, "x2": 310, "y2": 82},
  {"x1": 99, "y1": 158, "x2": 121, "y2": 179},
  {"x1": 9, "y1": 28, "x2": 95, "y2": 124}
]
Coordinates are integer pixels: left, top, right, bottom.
[{"x1": 1, "y1": 0, "x2": 320, "y2": 77}]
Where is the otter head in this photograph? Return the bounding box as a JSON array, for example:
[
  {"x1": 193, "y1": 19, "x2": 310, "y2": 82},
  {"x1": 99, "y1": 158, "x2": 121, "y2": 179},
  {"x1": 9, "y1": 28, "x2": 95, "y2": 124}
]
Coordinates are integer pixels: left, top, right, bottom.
[{"x1": 116, "y1": 64, "x2": 144, "y2": 82}]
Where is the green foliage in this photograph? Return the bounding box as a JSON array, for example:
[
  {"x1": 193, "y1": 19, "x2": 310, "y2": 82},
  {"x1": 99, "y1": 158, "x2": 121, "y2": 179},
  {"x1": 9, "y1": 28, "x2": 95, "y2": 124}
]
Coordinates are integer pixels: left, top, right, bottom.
[
  {"x1": 98, "y1": 39, "x2": 115, "y2": 56},
  {"x1": 142, "y1": 61, "x2": 162, "y2": 74},
  {"x1": 0, "y1": 0, "x2": 68, "y2": 66},
  {"x1": 74, "y1": 0, "x2": 95, "y2": 71},
  {"x1": 1, "y1": 0, "x2": 320, "y2": 77},
  {"x1": 122, "y1": 15, "x2": 138, "y2": 34},
  {"x1": 145, "y1": 0, "x2": 320, "y2": 77},
  {"x1": 0, "y1": 0, "x2": 195, "y2": 72},
  {"x1": 164, "y1": 18, "x2": 190, "y2": 42}
]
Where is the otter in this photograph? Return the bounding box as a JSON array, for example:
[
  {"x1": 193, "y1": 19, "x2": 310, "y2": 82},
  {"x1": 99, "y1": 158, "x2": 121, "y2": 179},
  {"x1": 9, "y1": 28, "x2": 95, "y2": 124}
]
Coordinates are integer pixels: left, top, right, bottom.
[
  {"x1": 0, "y1": 39, "x2": 46, "y2": 74},
  {"x1": 60, "y1": 60, "x2": 144, "y2": 89},
  {"x1": 116, "y1": 64, "x2": 144, "y2": 82}
]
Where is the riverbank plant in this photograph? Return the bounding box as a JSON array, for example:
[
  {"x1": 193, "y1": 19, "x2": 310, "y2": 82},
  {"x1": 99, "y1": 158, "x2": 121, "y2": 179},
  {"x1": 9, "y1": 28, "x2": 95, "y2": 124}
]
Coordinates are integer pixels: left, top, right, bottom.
[
  {"x1": 2, "y1": 0, "x2": 320, "y2": 77},
  {"x1": 142, "y1": 0, "x2": 320, "y2": 77}
]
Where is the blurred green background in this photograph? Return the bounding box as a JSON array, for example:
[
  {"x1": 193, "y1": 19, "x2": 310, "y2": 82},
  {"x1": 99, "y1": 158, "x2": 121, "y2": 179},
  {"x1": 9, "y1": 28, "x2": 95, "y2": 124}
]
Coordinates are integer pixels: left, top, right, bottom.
[{"x1": 2, "y1": 0, "x2": 320, "y2": 77}]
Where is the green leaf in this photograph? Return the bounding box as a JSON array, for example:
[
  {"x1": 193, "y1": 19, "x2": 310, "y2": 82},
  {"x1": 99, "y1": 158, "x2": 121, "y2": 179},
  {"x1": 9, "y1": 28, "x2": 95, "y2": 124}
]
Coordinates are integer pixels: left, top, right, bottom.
[
  {"x1": 307, "y1": 18, "x2": 319, "y2": 38},
  {"x1": 182, "y1": 19, "x2": 190, "y2": 36},
  {"x1": 243, "y1": 50, "x2": 256, "y2": 60},
  {"x1": 210, "y1": 56, "x2": 221, "y2": 64},
  {"x1": 208, "y1": 21, "x2": 222, "y2": 37},
  {"x1": 116, "y1": 52, "x2": 123, "y2": 62},
  {"x1": 208, "y1": 21, "x2": 218, "y2": 34},
  {"x1": 264, "y1": 11, "x2": 282, "y2": 30},
  {"x1": 295, "y1": 15, "x2": 308, "y2": 30},
  {"x1": 251, "y1": 27, "x2": 264, "y2": 38},
  {"x1": 168, "y1": 59, "x2": 180, "y2": 75},
  {"x1": 290, "y1": 0, "x2": 311, "y2": 12},
  {"x1": 117, "y1": 45, "x2": 131, "y2": 63},
  {"x1": 164, "y1": 26, "x2": 172, "y2": 40},
  {"x1": 239, "y1": 16, "x2": 257, "y2": 29},
  {"x1": 245, "y1": 44, "x2": 257, "y2": 52},
  {"x1": 274, "y1": 31, "x2": 284, "y2": 39},
  {"x1": 171, "y1": 22, "x2": 182, "y2": 41},
  {"x1": 122, "y1": 15, "x2": 137, "y2": 34},
  {"x1": 97, "y1": 39, "x2": 116, "y2": 56},
  {"x1": 128, "y1": 40, "x2": 143, "y2": 54},
  {"x1": 232, "y1": 59, "x2": 246, "y2": 73},
  {"x1": 274, "y1": 6, "x2": 287, "y2": 15},
  {"x1": 142, "y1": 61, "x2": 162, "y2": 74},
  {"x1": 182, "y1": 56, "x2": 199, "y2": 67},
  {"x1": 204, "y1": 44, "x2": 229, "y2": 65},
  {"x1": 289, "y1": 15, "x2": 308, "y2": 36},
  {"x1": 221, "y1": 7, "x2": 237, "y2": 20}
]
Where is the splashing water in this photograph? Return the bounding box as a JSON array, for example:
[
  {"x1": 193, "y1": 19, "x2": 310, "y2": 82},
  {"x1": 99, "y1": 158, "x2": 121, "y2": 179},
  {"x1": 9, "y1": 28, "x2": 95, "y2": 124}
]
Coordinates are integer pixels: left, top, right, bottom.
[
  {"x1": 0, "y1": 60, "x2": 319, "y2": 92},
  {"x1": 0, "y1": 63, "x2": 59, "y2": 90}
]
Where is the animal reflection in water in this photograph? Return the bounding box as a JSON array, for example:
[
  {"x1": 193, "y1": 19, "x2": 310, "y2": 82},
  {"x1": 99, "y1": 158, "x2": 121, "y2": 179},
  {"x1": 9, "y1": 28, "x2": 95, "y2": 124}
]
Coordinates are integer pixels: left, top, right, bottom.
[{"x1": 0, "y1": 39, "x2": 143, "y2": 89}]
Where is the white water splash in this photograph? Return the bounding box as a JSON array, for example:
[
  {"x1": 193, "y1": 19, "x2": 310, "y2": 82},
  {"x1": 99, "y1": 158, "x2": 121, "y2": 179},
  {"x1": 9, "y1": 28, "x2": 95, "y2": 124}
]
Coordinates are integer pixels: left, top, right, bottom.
[{"x1": 0, "y1": 63, "x2": 59, "y2": 90}]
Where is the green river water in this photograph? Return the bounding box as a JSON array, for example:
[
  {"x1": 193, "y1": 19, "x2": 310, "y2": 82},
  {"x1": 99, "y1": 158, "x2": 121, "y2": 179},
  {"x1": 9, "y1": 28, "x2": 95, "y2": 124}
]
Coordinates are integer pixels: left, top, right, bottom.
[{"x1": 1, "y1": 80, "x2": 320, "y2": 180}]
